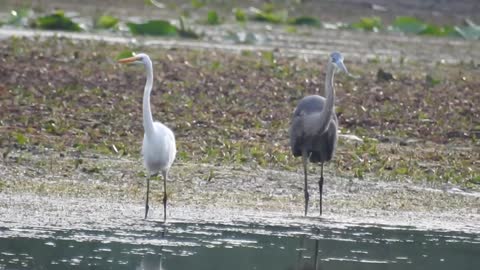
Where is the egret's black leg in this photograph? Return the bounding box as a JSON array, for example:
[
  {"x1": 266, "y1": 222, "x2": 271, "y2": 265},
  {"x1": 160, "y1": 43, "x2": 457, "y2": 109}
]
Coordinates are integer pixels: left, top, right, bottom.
[
  {"x1": 145, "y1": 176, "x2": 151, "y2": 219},
  {"x1": 319, "y1": 163, "x2": 324, "y2": 216},
  {"x1": 162, "y1": 171, "x2": 168, "y2": 222},
  {"x1": 302, "y1": 151, "x2": 309, "y2": 216}
]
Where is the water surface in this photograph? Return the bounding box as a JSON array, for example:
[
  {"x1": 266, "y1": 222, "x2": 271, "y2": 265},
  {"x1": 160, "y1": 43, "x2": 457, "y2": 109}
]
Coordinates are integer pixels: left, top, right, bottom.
[{"x1": 1, "y1": 222, "x2": 479, "y2": 270}]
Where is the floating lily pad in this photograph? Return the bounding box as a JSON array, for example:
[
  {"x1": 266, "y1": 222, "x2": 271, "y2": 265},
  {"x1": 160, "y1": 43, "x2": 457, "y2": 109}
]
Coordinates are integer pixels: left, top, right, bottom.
[
  {"x1": 288, "y1": 16, "x2": 321, "y2": 27},
  {"x1": 393, "y1": 16, "x2": 427, "y2": 34},
  {"x1": 351, "y1": 16, "x2": 382, "y2": 31},
  {"x1": 96, "y1": 15, "x2": 119, "y2": 29},
  {"x1": 127, "y1": 20, "x2": 177, "y2": 36},
  {"x1": 419, "y1": 24, "x2": 454, "y2": 37},
  {"x1": 34, "y1": 11, "x2": 82, "y2": 31}
]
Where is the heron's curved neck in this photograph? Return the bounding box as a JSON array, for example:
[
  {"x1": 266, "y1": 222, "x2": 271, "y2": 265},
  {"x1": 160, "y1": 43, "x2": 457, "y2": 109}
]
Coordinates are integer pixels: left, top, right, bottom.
[
  {"x1": 143, "y1": 59, "x2": 155, "y2": 137},
  {"x1": 317, "y1": 62, "x2": 336, "y2": 134}
]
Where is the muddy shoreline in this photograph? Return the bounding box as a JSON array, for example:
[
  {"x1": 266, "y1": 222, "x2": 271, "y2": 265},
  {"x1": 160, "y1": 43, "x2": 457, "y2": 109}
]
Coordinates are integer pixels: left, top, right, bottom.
[{"x1": 1, "y1": 149, "x2": 479, "y2": 233}]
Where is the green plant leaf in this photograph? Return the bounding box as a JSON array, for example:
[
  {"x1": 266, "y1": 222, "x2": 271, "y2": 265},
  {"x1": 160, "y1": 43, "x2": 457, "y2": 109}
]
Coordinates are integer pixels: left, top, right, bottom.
[
  {"x1": 234, "y1": 8, "x2": 246, "y2": 22},
  {"x1": 419, "y1": 24, "x2": 454, "y2": 37},
  {"x1": 251, "y1": 8, "x2": 287, "y2": 24},
  {"x1": 393, "y1": 16, "x2": 427, "y2": 34},
  {"x1": 288, "y1": 16, "x2": 321, "y2": 26},
  {"x1": 191, "y1": 0, "x2": 205, "y2": 9},
  {"x1": 127, "y1": 20, "x2": 177, "y2": 36},
  {"x1": 351, "y1": 16, "x2": 382, "y2": 31},
  {"x1": 115, "y1": 50, "x2": 135, "y2": 60},
  {"x1": 15, "y1": 133, "x2": 28, "y2": 145},
  {"x1": 96, "y1": 15, "x2": 119, "y2": 29},
  {"x1": 34, "y1": 11, "x2": 82, "y2": 31},
  {"x1": 207, "y1": 10, "x2": 220, "y2": 25},
  {"x1": 395, "y1": 167, "x2": 409, "y2": 175}
]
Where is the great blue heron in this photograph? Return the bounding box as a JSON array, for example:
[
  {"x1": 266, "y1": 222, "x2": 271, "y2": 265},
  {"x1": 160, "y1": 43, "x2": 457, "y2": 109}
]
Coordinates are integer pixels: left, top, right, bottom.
[
  {"x1": 118, "y1": 53, "x2": 177, "y2": 222},
  {"x1": 289, "y1": 52, "x2": 348, "y2": 216}
]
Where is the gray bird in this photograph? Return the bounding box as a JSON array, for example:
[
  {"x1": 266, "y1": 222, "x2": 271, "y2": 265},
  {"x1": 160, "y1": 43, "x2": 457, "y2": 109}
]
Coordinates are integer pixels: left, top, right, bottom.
[{"x1": 289, "y1": 52, "x2": 348, "y2": 216}]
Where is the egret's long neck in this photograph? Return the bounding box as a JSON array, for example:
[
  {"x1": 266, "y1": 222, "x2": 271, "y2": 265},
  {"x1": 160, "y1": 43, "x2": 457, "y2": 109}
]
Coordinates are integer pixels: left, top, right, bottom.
[
  {"x1": 316, "y1": 62, "x2": 336, "y2": 135},
  {"x1": 143, "y1": 59, "x2": 155, "y2": 137}
]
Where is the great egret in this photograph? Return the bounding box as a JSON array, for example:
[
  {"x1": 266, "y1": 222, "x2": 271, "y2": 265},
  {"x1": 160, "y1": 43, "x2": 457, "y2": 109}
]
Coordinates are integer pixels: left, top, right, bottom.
[
  {"x1": 118, "y1": 53, "x2": 176, "y2": 221},
  {"x1": 289, "y1": 52, "x2": 348, "y2": 216}
]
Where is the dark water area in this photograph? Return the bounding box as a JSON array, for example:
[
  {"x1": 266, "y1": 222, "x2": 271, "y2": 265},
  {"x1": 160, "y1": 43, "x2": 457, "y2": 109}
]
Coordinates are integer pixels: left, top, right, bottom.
[{"x1": 1, "y1": 222, "x2": 479, "y2": 270}]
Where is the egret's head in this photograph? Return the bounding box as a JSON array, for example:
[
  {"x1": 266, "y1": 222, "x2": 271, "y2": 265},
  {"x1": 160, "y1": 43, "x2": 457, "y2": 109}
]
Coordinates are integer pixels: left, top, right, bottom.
[
  {"x1": 118, "y1": 53, "x2": 150, "y2": 65},
  {"x1": 330, "y1": 52, "x2": 348, "y2": 74}
]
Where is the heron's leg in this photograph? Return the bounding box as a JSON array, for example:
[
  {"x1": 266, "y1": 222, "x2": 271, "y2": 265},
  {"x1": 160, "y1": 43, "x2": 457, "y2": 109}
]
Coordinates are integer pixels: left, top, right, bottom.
[
  {"x1": 314, "y1": 239, "x2": 319, "y2": 270},
  {"x1": 318, "y1": 163, "x2": 324, "y2": 216},
  {"x1": 302, "y1": 151, "x2": 309, "y2": 216},
  {"x1": 162, "y1": 171, "x2": 168, "y2": 222},
  {"x1": 145, "y1": 175, "x2": 151, "y2": 219}
]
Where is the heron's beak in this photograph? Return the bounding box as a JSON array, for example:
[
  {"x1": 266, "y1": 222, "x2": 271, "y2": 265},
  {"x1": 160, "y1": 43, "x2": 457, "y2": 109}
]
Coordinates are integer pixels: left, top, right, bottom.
[
  {"x1": 337, "y1": 60, "x2": 349, "y2": 74},
  {"x1": 118, "y1": 56, "x2": 140, "y2": 64}
]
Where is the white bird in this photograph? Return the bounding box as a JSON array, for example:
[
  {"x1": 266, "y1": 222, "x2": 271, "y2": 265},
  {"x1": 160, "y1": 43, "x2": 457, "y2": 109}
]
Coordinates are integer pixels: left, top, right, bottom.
[{"x1": 119, "y1": 53, "x2": 176, "y2": 221}]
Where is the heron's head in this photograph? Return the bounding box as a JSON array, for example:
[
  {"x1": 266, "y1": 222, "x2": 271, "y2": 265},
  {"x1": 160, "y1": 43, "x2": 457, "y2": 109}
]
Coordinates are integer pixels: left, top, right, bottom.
[
  {"x1": 118, "y1": 53, "x2": 151, "y2": 65},
  {"x1": 330, "y1": 52, "x2": 348, "y2": 74}
]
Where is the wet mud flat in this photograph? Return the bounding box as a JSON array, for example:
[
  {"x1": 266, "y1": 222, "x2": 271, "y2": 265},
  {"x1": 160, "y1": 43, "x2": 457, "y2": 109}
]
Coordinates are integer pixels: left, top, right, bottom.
[{"x1": 1, "y1": 148, "x2": 479, "y2": 233}]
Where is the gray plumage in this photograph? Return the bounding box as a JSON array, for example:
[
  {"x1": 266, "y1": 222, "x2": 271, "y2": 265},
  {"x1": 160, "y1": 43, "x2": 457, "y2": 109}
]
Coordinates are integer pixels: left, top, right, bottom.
[{"x1": 289, "y1": 52, "x2": 348, "y2": 216}]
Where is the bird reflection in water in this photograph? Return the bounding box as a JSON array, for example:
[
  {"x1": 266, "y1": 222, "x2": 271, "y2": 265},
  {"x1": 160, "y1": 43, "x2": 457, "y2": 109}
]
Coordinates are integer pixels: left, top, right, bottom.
[
  {"x1": 136, "y1": 224, "x2": 168, "y2": 270},
  {"x1": 290, "y1": 229, "x2": 321, "y2": 270}
]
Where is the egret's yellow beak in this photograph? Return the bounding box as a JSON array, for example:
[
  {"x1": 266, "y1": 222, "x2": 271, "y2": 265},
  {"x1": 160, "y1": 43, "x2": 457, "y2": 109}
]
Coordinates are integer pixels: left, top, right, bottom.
[{"x1": 118, "y1": 56, "x2": 140, "y2": 64}]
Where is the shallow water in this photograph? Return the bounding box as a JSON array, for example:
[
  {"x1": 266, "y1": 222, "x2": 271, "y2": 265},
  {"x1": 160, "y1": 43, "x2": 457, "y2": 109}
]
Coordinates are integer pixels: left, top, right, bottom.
[{"x1": 1, "y1": 222, "x2": 479, "y2": 270}]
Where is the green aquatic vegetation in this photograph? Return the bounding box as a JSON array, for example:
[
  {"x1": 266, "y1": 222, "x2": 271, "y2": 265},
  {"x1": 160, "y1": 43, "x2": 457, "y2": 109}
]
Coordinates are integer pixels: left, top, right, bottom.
[
  {"x1": 288, "y1": 16, "x2": 321, "y2": 27},
  {"x1": 350, "y1": 16, "x2": 382, "y2": 32},
  {"x1": 0, "y1": 38, "x2": 478, "y2": 188},
  {"x1": 127, "y1": 20, "x2": 177, "y2": 36},
  {"x1": 15, "y1": 133, "x2": 29, "y2": 145},
  {"x1": 250, "y1": 5, "x2": 287, "y2": 24},
  {"x1": 191, "y1": 0, "x2": 206, "y2": 9},
  {"x1": 126, "y1": 17, "x2": 199, "y2": 38},
  {"x1": 206, "y1": 10, "x2": 220, "y2": 25},
  {"x1": 234, "y1": 8, "x2": 247, "y2": 22},
  {"x1": 33, "y1": 10, "x2": 82, "y2": 31},
  {"x1": 393, "y1": 16, "x2": 427, "y2": 34},
  {"x1": 95, "y1": 15, "x2": 119, "y2": 29},
  {"x1": 392, "y1": 16, "x2": 457, "y2": 37}
]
